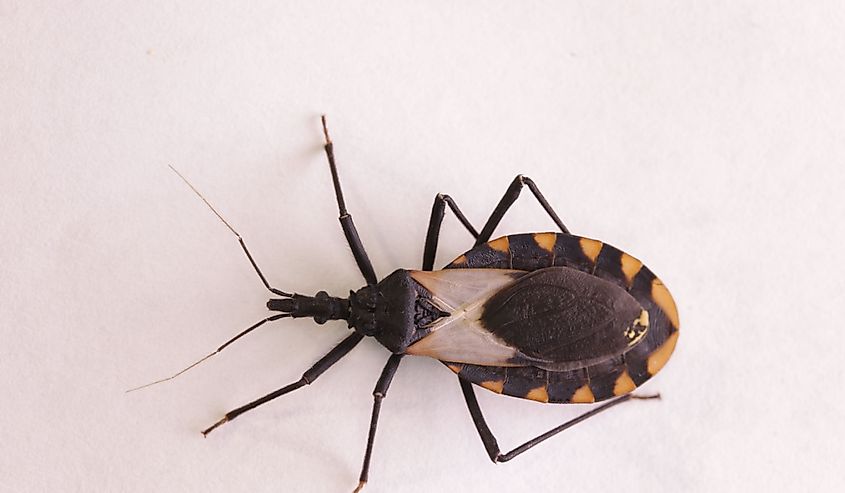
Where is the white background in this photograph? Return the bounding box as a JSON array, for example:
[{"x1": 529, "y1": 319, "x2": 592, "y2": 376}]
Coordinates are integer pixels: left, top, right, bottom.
[{"x1": 2, "y1": 2, "x2": 844, "y2": 492}]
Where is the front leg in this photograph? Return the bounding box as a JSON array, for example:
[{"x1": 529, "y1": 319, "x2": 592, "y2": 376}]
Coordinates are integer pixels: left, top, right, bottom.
[
  {"x1": 321, "y1": 116, "x2": 378, "y2": 285},
  {"x1": 353, "y1": 354, "x2": 404, "y2": 492},
  {"x1": 201, "y1": 333, "x2": 364, "y2": 436}
]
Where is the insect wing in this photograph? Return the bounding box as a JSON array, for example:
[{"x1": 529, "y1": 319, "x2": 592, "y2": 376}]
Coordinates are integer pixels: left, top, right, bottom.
[
  {"x1": 480, "y1": 267, "x2": 649, "y2": 370},
  {"x1": 406, "y1": 267, "x2": 648, "y2": 370}
]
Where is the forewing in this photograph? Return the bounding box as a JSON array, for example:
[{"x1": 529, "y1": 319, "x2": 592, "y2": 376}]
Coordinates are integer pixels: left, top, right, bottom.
[
  {"x1": 406, "y1": 267, "x2": 647, "y2": 370},
  {"x1": 480, "y1": 267, "x2": 648, "y2": 369},
  {"x1": 407, "y1": 269, "x2": 531, "y2": 365}
]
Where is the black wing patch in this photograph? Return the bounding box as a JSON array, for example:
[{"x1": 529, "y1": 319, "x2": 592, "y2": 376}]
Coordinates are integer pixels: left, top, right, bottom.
[{"x1": 480, "y1": 267, "x2": 646, "y2": 370}]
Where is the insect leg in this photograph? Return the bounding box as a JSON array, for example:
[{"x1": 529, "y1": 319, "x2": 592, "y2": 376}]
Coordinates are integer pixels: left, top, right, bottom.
[
  {"x1": 422, "y1": 193, "x2": 479, "y2": 271},
  {"x1": 459, "y1": 378, "x2": 658, "y2": 463},
  {"x1": 354, "y1": 354, "x2": 404, "y2": 493},
  {"x1": 201, "y1": 332, "x2": 364, "y2": 436},
  {"x1": 475, "y1": 175, "x2": 570, "y2": 246},
  {"x1": 321, "y1": 116, "x2": 378, "y2": 285}
]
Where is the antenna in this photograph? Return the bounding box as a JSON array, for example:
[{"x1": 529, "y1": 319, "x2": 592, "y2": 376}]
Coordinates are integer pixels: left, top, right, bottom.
[
  {"x1": 126, "y1": 313, "x2": 290, "y2": 392},
  {"x1": 168, "y1": 165, "x2": 291, "y2": 298}
]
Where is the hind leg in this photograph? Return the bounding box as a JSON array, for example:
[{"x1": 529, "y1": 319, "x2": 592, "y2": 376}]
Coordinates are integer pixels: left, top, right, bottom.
[{"x1": 459, "y1": 378, "x2": 658, "y2": 462}]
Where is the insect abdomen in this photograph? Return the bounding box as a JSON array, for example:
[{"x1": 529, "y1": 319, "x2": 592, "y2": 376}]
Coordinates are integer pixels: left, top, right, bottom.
[
  {"x1": 444, "y1": 233, "x2": 679, "y2": 403},
  {"x1": 445, "y1": 359, "x2": 636, "y2": 404}
]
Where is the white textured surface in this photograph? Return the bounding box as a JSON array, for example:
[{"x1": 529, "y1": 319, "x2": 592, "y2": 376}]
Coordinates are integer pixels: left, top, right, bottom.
[{"x1": 2, "y1": 2, "x2": 844, "y2": 492}]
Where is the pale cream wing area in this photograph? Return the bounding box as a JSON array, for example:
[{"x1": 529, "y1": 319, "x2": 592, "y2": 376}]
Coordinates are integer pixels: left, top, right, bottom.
[{"x1": 406, "y1": 269, "x2": 540, "y2": 366}]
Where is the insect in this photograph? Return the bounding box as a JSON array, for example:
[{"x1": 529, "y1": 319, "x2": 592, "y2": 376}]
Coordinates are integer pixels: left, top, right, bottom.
[{"x1": 136, "y1": 117, "x2": 679, "y2": 492}]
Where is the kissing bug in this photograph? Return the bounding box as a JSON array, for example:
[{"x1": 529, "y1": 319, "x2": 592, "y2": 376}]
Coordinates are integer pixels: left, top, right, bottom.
[{"x1": 135, "y1": 116, "x2": 679, "y2": 492}]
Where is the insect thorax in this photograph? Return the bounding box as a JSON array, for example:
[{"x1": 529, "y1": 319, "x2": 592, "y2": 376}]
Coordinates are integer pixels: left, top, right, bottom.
[{"x1": 348, "y1": 269, "x2": 445, "y2": 353}]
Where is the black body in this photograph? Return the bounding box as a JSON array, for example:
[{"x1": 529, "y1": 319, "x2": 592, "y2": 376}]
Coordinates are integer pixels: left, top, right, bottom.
[
  {"x1": 156, "y1": 118, "x2": 678, "y2": 492},
  {"x1": 269, "y1": 262, "x2": 648, "y2": 372}
]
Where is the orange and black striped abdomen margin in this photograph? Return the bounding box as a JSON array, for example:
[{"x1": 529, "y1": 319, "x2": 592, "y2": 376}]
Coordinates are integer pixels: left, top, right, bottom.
[{"x1": 444, "y1": 233, "x2": 679, "y2": 404}]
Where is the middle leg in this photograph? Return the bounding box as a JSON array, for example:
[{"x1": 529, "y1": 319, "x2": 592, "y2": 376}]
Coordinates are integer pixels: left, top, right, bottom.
[
  {"x1": 422, "y1": 193, "x2": 479, "y2": 271},
  {"x1": 475, "y1": 175, "x2": 570, "y2": 247},
  {"x1": 421, "y1": 175, "x2": 570, "y2": 270}
]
